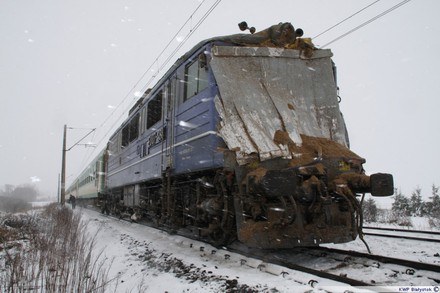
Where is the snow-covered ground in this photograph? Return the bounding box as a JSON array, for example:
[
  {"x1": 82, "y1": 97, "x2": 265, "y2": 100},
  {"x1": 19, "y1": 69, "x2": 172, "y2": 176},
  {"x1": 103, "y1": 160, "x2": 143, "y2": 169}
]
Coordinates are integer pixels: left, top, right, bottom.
[
  {"x1": 81, "y1": 208, "x2": 440, "y2": 292},
  {"x1": 84, "y1": 208, "x2": 337, "y2": 292}
]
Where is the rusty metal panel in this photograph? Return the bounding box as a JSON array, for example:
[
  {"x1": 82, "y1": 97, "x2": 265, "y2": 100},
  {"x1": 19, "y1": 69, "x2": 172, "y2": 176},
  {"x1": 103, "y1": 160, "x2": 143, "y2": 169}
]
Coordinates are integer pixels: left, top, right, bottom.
[{"x1": 211, "y1": 46, "x2": 348, "y2": 164}]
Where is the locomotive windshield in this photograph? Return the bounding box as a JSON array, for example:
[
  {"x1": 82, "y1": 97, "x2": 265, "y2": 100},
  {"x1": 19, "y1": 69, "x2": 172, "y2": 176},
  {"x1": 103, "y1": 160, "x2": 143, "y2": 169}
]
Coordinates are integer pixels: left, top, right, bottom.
[{"x1": 210, "y1": 45, "x2": 348, "y2": 165}]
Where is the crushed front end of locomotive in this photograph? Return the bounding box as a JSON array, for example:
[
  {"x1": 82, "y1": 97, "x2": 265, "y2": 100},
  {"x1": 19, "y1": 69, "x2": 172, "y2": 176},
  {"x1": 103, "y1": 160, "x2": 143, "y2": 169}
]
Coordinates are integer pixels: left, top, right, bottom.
[
  {"x1": 233, "y1": 142, "x2": 393, "y2": 249},
  {"x1": 210, "y1": 22, "x2": 394, "y2": 248}
]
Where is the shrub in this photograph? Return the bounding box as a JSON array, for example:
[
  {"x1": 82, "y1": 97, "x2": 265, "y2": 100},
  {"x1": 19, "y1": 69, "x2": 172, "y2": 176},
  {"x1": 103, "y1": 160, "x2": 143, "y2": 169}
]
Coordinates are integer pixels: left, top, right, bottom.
[
  {"x1": 388, "y1": 211, "x2": 413, "y2": 227},
  {"x1": 428, "y1": 218, "x2": 440, "y2": 229},
  {"x1": 0, "y1": 204, "x2": 114, "y2": 292}
]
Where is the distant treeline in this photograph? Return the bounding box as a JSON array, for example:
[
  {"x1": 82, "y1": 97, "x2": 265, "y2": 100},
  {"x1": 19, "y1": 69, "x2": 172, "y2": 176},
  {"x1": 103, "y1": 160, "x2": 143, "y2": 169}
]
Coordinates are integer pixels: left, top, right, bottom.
[
  {"x1": 0, "y1": 184, "x2": 39, "y2": 213},
  {"x1": 363, "y1": 184, "x2": 440, "y2": 227},
  {"x1": 391, "y1": 185, "x2": 440, "y2": 218}
]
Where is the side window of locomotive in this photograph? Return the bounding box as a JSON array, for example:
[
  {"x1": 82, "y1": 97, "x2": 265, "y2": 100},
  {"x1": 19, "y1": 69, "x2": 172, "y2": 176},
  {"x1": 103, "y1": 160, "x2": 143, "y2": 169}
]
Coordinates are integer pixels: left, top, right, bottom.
[
  {"x1": 116, "y1": 131, "x2": 122, "y2": 152},
  {"x1": 121, "y1": 113, "x2": 140, "y2": 147},
  {"x1": 184, "y1": 53, "x2": 209, "y2": 101},
  {"x1": 129, "y1": 113, "x2": 139, "y2": 143},
  {"x1": 122, "y1": 126, "x2": 129, "y2": 148},
  {"x1": 147, "y1": 90, "x2": 163, "y2": 129},
  {"x1": 140, "y1": 107, "x2": 147, "y2": 135}
]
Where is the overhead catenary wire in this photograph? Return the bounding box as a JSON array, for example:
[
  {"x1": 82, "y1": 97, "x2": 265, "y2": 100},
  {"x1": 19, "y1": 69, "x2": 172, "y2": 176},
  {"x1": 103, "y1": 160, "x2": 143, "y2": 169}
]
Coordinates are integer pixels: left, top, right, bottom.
[
  {"x1": 321, "y1": 0, "x2": 411, "y2": 48},
  {"x1": 72, "y1": 0, "x2": 223, "y2": 182},
  {"x1": 66, "y1": 128, "x2": 96, "y2": 152},
  {"x1": 140, "y1": 0, "x2": 223, "y2": 93},
  {"x1": 78, "y1": 131, "x2": 97, "y2": 170},
  {"x1": 92, "y1": 0, "x2": 222, "y2": 149},
  {"x1": 98, "y1": 0, "x2": 208, "y2": 131},
  {"x1": 312, "y1": 0, "x2": 381, "y2": 40}
]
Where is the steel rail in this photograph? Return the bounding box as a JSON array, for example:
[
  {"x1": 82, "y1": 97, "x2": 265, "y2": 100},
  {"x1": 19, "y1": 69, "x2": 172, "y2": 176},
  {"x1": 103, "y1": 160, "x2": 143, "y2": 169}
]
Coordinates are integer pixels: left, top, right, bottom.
[
  {"x1": 363, "y1": 232, "x2": 440, "y2": 243},
  {"x1": 226, "y1": 246, "x2": 372, "y2": 287},
  {"x1": 364, "y1": 226, "x2": 440, "y2": 236},
  {"x1": 315, "y1": 246, "x2": 440, "y2": 275}
]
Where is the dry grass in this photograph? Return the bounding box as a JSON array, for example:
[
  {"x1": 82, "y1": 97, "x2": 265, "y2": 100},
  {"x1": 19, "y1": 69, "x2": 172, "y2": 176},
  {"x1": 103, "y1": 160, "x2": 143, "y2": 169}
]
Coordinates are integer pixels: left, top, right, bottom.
[{"x1": 0, "y1": 204, "x2": 114, "y2": 292}]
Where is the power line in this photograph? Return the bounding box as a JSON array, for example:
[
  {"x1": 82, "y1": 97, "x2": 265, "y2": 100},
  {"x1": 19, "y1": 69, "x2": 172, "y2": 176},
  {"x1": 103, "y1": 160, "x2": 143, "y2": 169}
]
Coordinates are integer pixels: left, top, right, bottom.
[
  {"x1": 98, "y1": 0, "x2": 208, "y2": 131},
  {"x1": 321, "y1": 0, "x2": 411, "y2": 48},
  {"x1": 73, "y1": 0, "x2": 222, "y2": 179},
  {"x1": 312, "y1": 0, "x2": 381, "y2": 40},
  {"x1": 140, "y1": 0, "x2": 222, "y2": 94},
  {"x1": 94, "y1": 0, "x2": 222, "y2": 149},
  {"x1": 66, "y1": 128, "x2": 96, "y2": 152}
]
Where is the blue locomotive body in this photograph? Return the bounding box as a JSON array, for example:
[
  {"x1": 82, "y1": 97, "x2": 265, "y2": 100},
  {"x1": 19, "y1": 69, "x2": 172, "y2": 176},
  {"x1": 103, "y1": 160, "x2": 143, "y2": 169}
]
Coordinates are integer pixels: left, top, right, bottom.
[{"x1": 107, "y1": 43, "x2": 224, "y2": 190}]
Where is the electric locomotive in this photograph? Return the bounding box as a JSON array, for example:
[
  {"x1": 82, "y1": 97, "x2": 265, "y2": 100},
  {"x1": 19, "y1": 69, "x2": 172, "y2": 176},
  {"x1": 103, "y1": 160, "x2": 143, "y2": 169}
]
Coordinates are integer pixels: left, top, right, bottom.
[{"x1": 73, "y1": 22, "x2": 394, "y2": 248}]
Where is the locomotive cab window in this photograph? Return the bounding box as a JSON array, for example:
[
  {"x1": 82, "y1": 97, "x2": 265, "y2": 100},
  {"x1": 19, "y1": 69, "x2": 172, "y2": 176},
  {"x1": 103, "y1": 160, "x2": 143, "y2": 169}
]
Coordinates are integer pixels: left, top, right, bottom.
[
  {"x1": 184, "y1": 53, "x2": 209, "y2": 101},
  {"x1": 147, "y1": 90, "x2": 163, "y2": 129},
  {"x1": 121, "y1": 113, "x2": 139, "y2": 147}
]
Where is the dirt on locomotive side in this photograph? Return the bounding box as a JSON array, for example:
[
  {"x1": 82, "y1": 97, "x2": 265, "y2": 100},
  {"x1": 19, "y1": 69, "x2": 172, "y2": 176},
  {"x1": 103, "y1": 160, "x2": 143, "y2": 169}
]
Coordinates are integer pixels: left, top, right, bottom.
[{"x1": 273, "y1": 130, "x2": 363, "y2": 167}]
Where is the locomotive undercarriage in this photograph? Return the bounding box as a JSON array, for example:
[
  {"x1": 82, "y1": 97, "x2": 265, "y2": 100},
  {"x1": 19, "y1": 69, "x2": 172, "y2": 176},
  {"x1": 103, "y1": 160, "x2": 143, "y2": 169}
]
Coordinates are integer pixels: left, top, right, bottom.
[
  {"x1": 99, "y1": 153, "x2": 393, "y2": 249},
  {"x1": 234, "y1": 157, "x2": 362, "y2": 249},
  {"x1": 101, "y1": 170, "x2": 237, "y2": 246}
]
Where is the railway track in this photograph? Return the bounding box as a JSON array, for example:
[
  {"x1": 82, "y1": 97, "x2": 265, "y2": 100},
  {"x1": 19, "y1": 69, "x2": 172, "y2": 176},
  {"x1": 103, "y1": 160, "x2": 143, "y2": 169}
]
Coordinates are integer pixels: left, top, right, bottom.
[
  {"x1": 364, "y1": 226, "x2": 440, "y2": 235},
  {"x1": 227, "y1": 244, "x2": 372, "y2": 287},
  {"x1": 312, "y1": 247, "x2": 440, "y2": 281},
  {"x1": 363, "y1": 226, "x2": 440, "y2": 243},
  {"x1": 85, "y1": 208, "x2": 440, "y2": 288},
  {"x1": 230, "y1": 245, "x2": 440, "y2": 287}
]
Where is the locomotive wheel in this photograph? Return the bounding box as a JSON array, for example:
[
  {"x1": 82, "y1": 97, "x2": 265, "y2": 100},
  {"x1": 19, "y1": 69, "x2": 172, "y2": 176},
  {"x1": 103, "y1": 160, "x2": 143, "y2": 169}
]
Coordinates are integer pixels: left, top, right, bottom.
[{"x1": 209, "y1": 171, "x2": 236, "y2": 247}]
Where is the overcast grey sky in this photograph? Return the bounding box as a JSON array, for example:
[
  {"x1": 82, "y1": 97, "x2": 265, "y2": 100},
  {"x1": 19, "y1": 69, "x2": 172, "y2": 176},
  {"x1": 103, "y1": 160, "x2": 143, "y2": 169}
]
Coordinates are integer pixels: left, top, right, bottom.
[{"x1": 1, "y1": 0, "x2": 439, "y2": 207}]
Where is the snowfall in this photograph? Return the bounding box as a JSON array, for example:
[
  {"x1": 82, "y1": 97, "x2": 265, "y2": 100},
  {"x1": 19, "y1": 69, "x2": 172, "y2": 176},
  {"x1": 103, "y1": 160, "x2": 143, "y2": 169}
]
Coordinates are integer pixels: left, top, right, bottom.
[{"x1": 74, "y1": 207, "x2": 440, "y2": 293}]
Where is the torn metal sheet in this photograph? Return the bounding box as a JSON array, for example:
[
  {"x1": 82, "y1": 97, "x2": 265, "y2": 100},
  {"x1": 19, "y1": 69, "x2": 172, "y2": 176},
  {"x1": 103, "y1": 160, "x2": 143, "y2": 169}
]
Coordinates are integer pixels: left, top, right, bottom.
[
  {"x1": 214, "y1": 95, "x2": 258, "y2": 162},
  {"x1": 211, "y1": 46, "x2": 348, "y2": 165}
]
